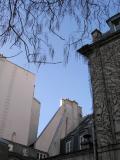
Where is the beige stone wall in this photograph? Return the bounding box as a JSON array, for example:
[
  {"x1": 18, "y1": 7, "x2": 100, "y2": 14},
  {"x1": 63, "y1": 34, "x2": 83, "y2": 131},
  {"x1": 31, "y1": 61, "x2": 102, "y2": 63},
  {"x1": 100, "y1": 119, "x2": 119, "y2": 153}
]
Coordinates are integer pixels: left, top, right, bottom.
[
  {"x1": 35, "y1": 106, "x2": 64, "y2": 152},
  {"x1": 28, "y1": 98, "x2": 40, "y2": 145},
  {"x1": 35, "y1": 99, "x2": 82, "y2": 156},
  {"x1": 0, "y1": 58, "x2": 36, "y2": 145}
]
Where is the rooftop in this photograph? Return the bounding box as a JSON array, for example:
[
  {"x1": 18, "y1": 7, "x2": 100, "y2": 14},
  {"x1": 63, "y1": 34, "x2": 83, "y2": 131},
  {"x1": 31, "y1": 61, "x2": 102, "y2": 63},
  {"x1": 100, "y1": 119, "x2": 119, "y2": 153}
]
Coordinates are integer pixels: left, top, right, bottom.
[{"x1": 77, "y1": 13, "x2": 120, "y2": 57}]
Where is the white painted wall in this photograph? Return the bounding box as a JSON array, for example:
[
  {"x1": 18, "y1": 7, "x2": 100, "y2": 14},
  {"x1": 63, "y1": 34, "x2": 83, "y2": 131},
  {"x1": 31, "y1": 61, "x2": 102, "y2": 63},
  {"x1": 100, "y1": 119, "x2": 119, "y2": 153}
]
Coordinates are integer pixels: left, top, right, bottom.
[
  {"x1": 28, "y1": 98, "x2": 40, "y2": 145},
  {"x1": 35, "y1": 99, "x2": 82, "y2": 156},
  {"x1": 0, "y1": 57, "x2": 39, "y2": 145}
]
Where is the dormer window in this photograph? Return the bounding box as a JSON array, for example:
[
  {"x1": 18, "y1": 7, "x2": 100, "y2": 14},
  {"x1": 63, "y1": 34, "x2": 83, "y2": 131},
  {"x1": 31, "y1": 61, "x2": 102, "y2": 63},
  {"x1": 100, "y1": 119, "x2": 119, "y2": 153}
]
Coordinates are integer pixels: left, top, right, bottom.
[
  {"x1": 79, "y1": 134, "x2": 91, "y2": 150},
  {"x1": 112, "y1": 19, "x2": 120, "y2": 31},
  {"x1": 106, "y1": 13, "x2": 120, "y2": 32},
  {"x1": 65, "y1": 140, "x2": 72, "y2": 153},
  {"x1": 79, "y1": 135, "x2": 87, "y2": 150}
]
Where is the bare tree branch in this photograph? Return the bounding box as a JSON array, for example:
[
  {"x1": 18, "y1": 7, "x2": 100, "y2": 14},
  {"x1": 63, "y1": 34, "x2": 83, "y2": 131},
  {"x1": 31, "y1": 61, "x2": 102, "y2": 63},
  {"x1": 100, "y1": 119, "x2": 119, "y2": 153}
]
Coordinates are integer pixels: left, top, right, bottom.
[
  {"x1": 0, "y1": 0, "x2": 119, "y2": 64},
  {"x1": 0, "y1": 51, "x2": 22, "y2": 59}
]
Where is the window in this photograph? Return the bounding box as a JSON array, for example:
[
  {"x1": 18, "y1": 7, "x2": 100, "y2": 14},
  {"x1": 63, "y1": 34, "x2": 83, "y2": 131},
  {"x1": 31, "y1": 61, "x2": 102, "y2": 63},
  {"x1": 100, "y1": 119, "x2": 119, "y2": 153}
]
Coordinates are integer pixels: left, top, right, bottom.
[
  {"x1": 22, "y1": 148, "x2": 28, "y2": 157},
  {"x1": 113, "y1": 19, "x2": 120, "y2": 31},
  {"x1": 37, "y1": 153, "x2": 40, "y2": 159},
  {"x1": 40, "y1": 154, "x2": 43, "y2": 159},
  {"x1": 44, "y1": 155, "x2": 46, "y2": 158},
  {"x1": 79, "y1": 135, "x2": 88, "y2": 150},
  {"x1": 65, "y1": 140, "x2": 72, "y2": 153},
  {"x1": 11, "y1": 132, "x2": 16, "y2": 142},
  {"x1": 79, "y1": 136, "x2": 84, "y2": 150},
  {"x1": 8, "y1": 144, "x2": 13, "y2": 152}
]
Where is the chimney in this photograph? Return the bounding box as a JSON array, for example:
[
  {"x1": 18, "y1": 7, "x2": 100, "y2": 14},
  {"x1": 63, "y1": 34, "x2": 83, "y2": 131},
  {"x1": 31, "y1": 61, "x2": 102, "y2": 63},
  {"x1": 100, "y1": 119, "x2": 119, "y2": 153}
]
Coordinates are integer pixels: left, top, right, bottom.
[
  {"x1": 60, "y1": 99, "x2": 78, "y2": 107},
  {"x1": 91, "y1": 29, "x2": 102, "y2": 42}
]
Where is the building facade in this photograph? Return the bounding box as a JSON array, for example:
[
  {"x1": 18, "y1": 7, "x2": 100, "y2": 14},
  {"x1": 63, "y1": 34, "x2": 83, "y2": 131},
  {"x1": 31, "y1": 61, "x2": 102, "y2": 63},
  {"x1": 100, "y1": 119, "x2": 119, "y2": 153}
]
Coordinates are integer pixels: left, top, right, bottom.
[
  {"x1": 0, "y1": 138, "x2": 48, "y2": 160},
  {"x1": 0, "y1": 56, "x2": 40, "y2": 146},
  {"x1": 28, "y1": 98, "x2": 40, "y2": 145},
  {"x1": 60, "y1": 114, "x2": 93, "y2": 154},
  {"x1": 78, "y1": 13, "x2": 120, "y2": 159},
  {"x1": 34, "y1": 99, "x2": 82, "y2": 156},
  {"x1": 42, "y1": 115, "x2": 94, "y2": 160}
]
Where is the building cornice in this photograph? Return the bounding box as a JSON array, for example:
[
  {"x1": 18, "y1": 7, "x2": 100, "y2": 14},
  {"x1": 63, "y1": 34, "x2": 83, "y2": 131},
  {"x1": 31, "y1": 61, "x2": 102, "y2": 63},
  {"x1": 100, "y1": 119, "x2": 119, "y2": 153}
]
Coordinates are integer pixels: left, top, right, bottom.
[{"x1": 77, "y1": 30, "x2": 120, "y2": 58}]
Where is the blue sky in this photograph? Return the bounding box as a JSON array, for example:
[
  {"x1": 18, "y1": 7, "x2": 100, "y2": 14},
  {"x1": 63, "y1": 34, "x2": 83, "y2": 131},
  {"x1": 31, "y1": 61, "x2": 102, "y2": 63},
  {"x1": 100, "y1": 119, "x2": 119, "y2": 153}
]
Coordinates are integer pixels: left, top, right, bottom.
[
  {"x1": 0, "y1": 10, "x2": 118, "y2": 135},
  {"x1": 0, "y1": 42, "x2": 92, "y2": 135}
]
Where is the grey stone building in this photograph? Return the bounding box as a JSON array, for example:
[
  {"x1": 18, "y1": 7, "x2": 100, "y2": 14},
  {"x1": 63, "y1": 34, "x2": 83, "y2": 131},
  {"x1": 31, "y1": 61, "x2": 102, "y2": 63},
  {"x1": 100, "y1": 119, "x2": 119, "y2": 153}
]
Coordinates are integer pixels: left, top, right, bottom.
[{"x1": 78, "y1": 12, "x2": 120, "y2": 160}]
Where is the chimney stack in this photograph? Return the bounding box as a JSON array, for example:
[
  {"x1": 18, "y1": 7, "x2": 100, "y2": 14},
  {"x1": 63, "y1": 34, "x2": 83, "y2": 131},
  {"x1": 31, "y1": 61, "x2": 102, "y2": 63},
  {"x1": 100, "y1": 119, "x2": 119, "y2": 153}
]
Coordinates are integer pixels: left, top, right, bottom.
[{"x1": 91, "y1": 29, "x2": 102, "y2": 42}]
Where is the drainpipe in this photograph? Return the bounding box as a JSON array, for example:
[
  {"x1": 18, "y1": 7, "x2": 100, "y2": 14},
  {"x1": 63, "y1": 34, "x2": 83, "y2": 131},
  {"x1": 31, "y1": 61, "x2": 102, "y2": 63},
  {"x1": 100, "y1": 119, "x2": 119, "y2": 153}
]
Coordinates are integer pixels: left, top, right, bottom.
[{"x1": 91, "y1": 118, "x2": 98, "y2": 160}]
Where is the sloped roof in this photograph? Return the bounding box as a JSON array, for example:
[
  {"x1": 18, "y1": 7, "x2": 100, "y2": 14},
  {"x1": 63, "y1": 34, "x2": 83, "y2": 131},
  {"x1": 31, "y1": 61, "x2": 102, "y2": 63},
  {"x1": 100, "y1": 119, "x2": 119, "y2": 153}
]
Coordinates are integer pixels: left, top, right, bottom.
[{"x1": 63, "y1": 114, "x2": 92, "y2": 139}]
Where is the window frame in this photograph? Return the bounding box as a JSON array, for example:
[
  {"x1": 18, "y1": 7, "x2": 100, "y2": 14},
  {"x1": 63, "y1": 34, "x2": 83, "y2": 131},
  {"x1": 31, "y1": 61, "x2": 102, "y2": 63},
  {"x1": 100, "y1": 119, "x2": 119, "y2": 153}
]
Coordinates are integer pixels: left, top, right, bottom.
[
  {"x1": 65, "y1": 140, "x2": 72, "y2": 153},
  {"x1": 79, "y1": 135, "x2": 88, "y2": 150},
  {"x1": 113, "y1": 20, "x2": 120, "y2": 31}
]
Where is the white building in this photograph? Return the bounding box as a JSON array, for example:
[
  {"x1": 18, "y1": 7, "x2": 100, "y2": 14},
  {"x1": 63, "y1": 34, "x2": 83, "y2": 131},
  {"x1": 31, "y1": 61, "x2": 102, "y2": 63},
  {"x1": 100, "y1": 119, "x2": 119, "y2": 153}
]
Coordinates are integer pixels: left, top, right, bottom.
[
  {"x1": 0, "y1": 55, "x2": 40, "y2": 146},
  {"x1": 34, "y1": 99, "x2": 82, "y2": 156}
]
